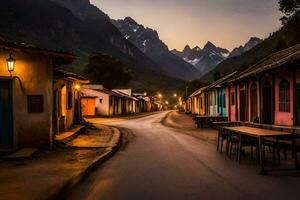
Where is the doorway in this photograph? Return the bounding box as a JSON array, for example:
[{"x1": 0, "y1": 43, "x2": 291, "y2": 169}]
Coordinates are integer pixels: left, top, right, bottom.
[
  {"x1": 296, "y1": 84, "x2": 300, "y2": 126},
  {"x1": 0, "y1": 80, "x2": 13, "y2": 149},
  {"x1": 250, "y1": 83, "x2": 258, "y2": 121},
  {"x1": 240, "y1": 88, "x2": 247, "y2": 121},
  {"x1": 262, "y1": 81, "x2": 272, "y2": 124}
]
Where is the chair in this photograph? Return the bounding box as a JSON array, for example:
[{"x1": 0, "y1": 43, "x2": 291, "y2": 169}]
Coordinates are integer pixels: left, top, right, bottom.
[{"x1": 264, "y1": 126, "x2": 293, "y2": 164}]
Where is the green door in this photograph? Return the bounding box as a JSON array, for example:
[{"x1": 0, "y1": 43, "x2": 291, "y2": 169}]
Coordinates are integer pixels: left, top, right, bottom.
[{"x1": 0, "y1": 80, "x2": 13, "y2": 148}]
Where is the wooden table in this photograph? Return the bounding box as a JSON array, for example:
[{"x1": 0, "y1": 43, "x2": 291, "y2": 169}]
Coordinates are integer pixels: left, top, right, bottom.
[{"x1": 219, "y1": 126, "x2": 298, "y2": 174}]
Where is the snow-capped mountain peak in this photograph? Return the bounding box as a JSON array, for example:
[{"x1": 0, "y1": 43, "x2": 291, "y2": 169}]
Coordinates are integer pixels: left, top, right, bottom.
[
  {"x1": 112, "y1": 17, "x2": 202, "y2": 80},
  {"x1": 172, "y1": 41, "x2": 229, "y2": 74},
  {"x1": 172, "y1": 37, "x2": 262, "y2": 76}
]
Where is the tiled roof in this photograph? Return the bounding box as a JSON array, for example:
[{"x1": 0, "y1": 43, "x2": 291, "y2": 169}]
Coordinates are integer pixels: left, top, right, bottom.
[
  {"x1": 94, "y1": 88, "x2": 123, "y2": 97},
  {"x1": 0, "y1": 37, "x2": 75, "y2": 58},
  {"x1": 54, "y1": 69, "x2": 89, "y2": 83},
  {"x1": 229, "y1": 44, "x2": 300, "y2": 82}
]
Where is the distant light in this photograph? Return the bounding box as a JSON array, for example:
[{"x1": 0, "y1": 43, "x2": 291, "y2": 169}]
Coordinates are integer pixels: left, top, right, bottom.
[
  {"x1": 165, "y1": 100, "x2": 169, "y2": 105},
  {"x1": 173, "y1": 93, "x2": 177, "y2": 97},
  {"x1": 75, "y1": 84, "x2": 81, "y2": 91}
]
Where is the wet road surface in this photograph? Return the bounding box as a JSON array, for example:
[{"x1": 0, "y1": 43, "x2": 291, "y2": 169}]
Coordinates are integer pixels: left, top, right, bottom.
[{"x1": 65, "y1": 112, "x2": 300, "y2": 200}]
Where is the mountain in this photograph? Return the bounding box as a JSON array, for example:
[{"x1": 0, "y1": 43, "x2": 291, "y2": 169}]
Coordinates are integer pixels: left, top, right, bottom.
[
  {"x1": 172, "y1": 37, "x2": 262, "y2": 76},
  {"x1": 0, "y1": 0, "x2": 186, "y2": 94},
  {"x1": 112, "y1": 17, "x2": 202, "y2": 80},
  {"x1": 229, "y1": 37, "x2": 262, "y2": 57},
  {"x1": 172, "y1": 42, "x2": 230, "y2": 75},
  {"x1": 202, "y1": 13, "x2": 300, "y2": 82}
]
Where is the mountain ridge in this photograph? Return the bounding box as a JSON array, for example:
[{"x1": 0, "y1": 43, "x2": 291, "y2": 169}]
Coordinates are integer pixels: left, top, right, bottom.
[
  {"x1": 201, "y1": 14, "x2": 300, "y2": 82},
  {"x1": 0, "y1": 0, "x2": 186, "y2": 94},
  {"x1": 172, "y1": 37, "x2": 262, "y2": 76},
  {"x1": 112, "y1": 17, "x2": 202, "y2": 80}
]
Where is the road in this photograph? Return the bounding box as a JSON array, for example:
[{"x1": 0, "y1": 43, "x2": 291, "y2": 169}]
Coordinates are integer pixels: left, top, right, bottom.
[{"x1": 64, "y1": 111, "x2": 300, "y2": 200}]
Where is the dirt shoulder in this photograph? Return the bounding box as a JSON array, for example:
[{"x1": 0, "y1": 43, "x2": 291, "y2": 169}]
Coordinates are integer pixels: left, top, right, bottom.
[{"x1": 162, "y1": 111, "x2": 218, "y2": 144}]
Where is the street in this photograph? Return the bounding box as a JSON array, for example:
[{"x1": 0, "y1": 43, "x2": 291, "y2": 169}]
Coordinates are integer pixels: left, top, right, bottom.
[{"x1": 64, "y1": 111, "x2": 300, "y2": 200}]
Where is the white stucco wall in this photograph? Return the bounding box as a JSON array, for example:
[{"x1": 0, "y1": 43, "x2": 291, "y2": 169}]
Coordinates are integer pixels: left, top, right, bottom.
[{"x1": 81, "y1": 88, "x2": 110, "y2": 116}]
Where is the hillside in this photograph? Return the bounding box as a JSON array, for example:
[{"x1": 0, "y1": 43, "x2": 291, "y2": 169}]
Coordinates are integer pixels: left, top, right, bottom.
[
  {"x1": 202, "y1": 14, "x2": 300, "y2": 82},
  {"x1": 0, "y1": 0, "x2": 186, "y2": 93}
]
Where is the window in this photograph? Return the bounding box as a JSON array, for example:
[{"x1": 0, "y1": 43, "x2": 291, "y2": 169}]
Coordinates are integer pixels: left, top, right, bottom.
[
  {"x1": 230, "y1": 92, "x2": 235, "y2": 105},
  {"x1": 27, "y1": 95, "x2": 44, "y2": 113},
  {"x1": 279, "y1": 79, "x2": 290, "y2": 112},
  {"x1": 67, "y1": 83, "x2": 73, "y2": 109},
  {"x1": 99, "y1": 98, "x2": 103, "y2": 103}
]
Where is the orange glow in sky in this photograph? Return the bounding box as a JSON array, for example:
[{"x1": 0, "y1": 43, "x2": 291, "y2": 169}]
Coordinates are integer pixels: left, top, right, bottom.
[{"x1": 91, "y1": 0, "x2": 282, "y2": 51}]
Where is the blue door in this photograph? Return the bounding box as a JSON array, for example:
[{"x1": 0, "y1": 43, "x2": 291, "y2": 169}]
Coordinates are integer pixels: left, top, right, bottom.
[
  {"x1": 0, "y1": 80, "x2": 13, "y2": 148},
  {"x1": 221, "y1": 88, "x2": 227, "y2": 116}
]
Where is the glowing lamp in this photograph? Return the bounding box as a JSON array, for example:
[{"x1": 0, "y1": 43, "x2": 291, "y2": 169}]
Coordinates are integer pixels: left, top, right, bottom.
[
  {"x1": 75, "y1": 84, "x2": 81, "y2": 91},
  {"x1": 6, "y1": 53, "x2": 15, "y2": 72}
]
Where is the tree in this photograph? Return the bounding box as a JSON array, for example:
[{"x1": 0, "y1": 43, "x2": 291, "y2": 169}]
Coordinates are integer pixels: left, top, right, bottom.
[
  {"x1": 185, "y1": 80, "x2": 207, "y2": 99},
  {"x1": 279, "y1": 0, "x2": 300, "y2": 23},
  {"x1": 214, "y1": 71, "x2": 221, "y2": 81},
  {"x1": 83, "y1": 53, "x2": 131, "y2": 89}
]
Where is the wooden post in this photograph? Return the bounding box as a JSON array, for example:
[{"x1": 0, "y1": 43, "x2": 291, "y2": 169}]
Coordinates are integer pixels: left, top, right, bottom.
[
  {"x1": 246, "y1": 80, "x2": 249, "y2": 121},
  {"x1": 228, "y1": 85, "x2": 231, "y2": 121},
  {"x1": 272, "y1": 74, "x2": 276, "y2": 124},
  {"x1": 293, "y1": 69, "x2": 297, "y2": 126},
  {"x1": 235, "y1": 84, "x2": 238, "y2": 121},
  {"x1": 217, "y1": 88, "x2": 219, "y2": 115},
  {"x1": 258, "y1": 76, "x2": 262, "y2": 124}
]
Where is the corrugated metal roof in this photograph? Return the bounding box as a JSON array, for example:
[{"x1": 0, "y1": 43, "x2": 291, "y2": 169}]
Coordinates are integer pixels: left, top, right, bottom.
[
  {"x1": 189, "y1": 86, "x2": 207, "y2": 98},
  {"x1": 206, "y1": 71, "x2": 237, "y2": 89}
]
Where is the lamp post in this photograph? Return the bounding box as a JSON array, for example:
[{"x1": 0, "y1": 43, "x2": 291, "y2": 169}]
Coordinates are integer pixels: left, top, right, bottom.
[
  {"x1": 157, "y1": 93, "x2": 162, "y2": 101},
  {"x1": 6, "y1": 53, "x2": 15, "y2": 75}
]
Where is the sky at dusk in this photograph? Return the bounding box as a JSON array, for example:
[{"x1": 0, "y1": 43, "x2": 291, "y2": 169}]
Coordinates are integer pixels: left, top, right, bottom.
[{"x1": 91, "y1": 0, "x2": 282, "y2": 51}]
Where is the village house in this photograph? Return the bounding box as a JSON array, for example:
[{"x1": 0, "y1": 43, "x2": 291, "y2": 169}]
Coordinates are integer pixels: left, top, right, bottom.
[
  {"x1": 113, "y1": 89, "x2": 139, "y2": 114},
  {"x1": 133, "y1": 93, "x2": 148, "y2": 113},
  {"x1": 81, "y1": 84, "x2": 123, "y2": 117},
  {"x1": 187, "y1": 87, "x2": 207, "y2": 115},
  {"x1": 225, "y1": 44, "x2": 300, "y2": 126},
  {"x1": 53, "y1": 69, "x2": 89, "y2": 134},
  {"x1": 0, "y1": 39, "x2": 75, "y2": 150},
  {"x1": 205, "y1": 72, "x2": 237, "y2": 117}
]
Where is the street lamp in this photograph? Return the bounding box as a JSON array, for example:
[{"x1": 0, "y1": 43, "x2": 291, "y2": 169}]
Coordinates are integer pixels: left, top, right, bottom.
[
  {"x1": 75, "y1": 84, "x2": 81, "y2": 91},
  {"x1": 173, "y1": 93, "x2": 177, "y2": 97},
  {"x1": 6, "y1": 53, "x2": 16, "y2": 73}
]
